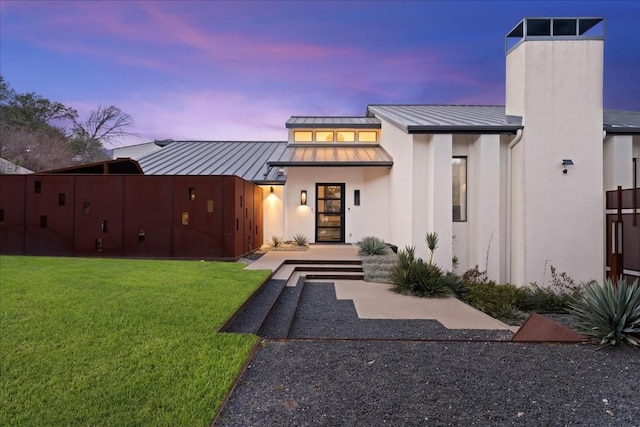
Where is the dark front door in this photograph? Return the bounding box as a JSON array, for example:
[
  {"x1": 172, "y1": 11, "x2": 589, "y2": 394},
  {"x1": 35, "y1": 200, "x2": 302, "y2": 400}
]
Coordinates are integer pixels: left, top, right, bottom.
[{"x1": 315, "y1": 183, "x2": 345, "y2": 243}]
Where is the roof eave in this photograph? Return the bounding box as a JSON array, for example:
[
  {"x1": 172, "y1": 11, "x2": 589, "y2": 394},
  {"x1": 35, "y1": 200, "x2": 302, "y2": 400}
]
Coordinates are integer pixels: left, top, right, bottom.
[
  {"x1": 604, "y1": 126, "x2": 640, "y2": 135},
  {"x1": 406, "y1": 125, "x2": 523, "y2": 134},
  {"x1": 285, "y1": 123, "x2": 382, "y2": 129},
  {"x1": 267, "y1": 161, "x2": 393, "y2": 167}
]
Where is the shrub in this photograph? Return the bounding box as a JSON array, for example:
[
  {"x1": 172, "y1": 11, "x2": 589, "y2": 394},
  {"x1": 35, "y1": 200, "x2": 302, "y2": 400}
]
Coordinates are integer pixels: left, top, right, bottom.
[
  {"x1": 292, "y1": 233, "x2": 309, "y2": 246},
  {"x1": 516, "y1": 283, "x2": 579, "y2": 313},
  {"x1": 358, "y1": 236, "x2": 389, "y2": 256},
  {"x1": 391, "y1": 246, "x2": 451, "y2": 298},
  {"x1": 568, "y1": 277, "x2": 640, "y2": 347}
]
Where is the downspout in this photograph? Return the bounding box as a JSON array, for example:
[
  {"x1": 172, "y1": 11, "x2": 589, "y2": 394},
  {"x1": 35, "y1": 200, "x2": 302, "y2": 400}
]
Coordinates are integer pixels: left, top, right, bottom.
[{"x1": 506, "y1": 129, "x2": 523, "y2": 283}]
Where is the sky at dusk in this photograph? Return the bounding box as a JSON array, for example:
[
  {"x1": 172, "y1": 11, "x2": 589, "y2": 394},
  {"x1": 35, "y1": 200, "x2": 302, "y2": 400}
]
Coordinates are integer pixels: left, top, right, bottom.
[{"x1": 1, "y1": 1, "x2": 639, "y2": 147}]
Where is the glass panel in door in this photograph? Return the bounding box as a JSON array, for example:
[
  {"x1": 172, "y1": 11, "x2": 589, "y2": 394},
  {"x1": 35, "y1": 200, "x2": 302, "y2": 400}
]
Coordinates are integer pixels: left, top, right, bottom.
[{"x1": 316, "y1": 183, "x2": 345, "y2": 243}]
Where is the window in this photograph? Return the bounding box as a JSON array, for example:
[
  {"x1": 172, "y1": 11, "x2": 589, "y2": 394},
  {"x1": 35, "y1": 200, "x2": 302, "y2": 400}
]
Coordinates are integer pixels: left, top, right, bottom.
[
  {"x1": 0, "y1": 209, "x2": 4, "y2": 222},
  {"x1": 316, "y1": 131, "x2": 334, "y2": 142},
  {"x1": 336, "y1": 131, "x2": 355, "y2": 142},
  {"x1": 633, "y1": 158, "x2": 638, "y2": 188},
  {"x1": 188, "y1": 187, "x2": 196, "y2": 200},
  {"x1": 181, "y1": 212, "x2": 189, "y2": 225},
  {"x1": 294, "y1": 131, "x2": 313, "y2": 142},
  {"x1": 358, "y1": 131, "x2": 377, "y2": 142},
  {"x1": 101, "y1": 220, "x2": 108, "y2": 233},
  {"x1": 83, "y1": 202, "x2": 91, "y2": 215},
  {"x1": 34, "y1": 180, "x2": 42, "y2": 194},
  {"x1": 58, "y1": 193, "x2": 66, "y2": 206},
  {"x1": 452, "y1": 157, "x2": 467, "y2": 222},
  {"x1": 40, "y1": 215, "x2": 47, "y2": 228}
]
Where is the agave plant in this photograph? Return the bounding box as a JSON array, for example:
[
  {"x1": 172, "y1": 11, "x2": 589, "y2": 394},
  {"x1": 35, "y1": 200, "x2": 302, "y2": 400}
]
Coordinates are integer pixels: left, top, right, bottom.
[
  {"x1": 358, "y1": 236, "x2": 389, "y2": 256},
  {"x1": 568, "y1": 277, "x2": 640, "y2": 347},
  {"x1": 391, "y1": 246, "x2": 451, "y2": 298},
  {"x1": 268, "y1": 235, "x2": 284, "y2": 248},
  {"x1": 292, "y1": 233, "x2": 309, "y2": 246}
]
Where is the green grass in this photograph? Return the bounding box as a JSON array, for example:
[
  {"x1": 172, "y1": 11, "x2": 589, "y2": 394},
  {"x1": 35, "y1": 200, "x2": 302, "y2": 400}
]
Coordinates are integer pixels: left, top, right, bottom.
[{"x1": 0, "y1": 256, "x2": 270, "y2": 426}]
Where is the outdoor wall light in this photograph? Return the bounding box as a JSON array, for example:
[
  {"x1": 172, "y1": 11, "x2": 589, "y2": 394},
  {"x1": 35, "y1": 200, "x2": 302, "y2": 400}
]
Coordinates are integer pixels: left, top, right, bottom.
[
  {"x1": 300, "y1": 190, "x2": 307, "y2": 205},
  {"x1": 270, "y1": 186, "x2": 274, "y2": 193},
  {"x1": 562, "y1": 159, "x2": 574, "y2": 174}
]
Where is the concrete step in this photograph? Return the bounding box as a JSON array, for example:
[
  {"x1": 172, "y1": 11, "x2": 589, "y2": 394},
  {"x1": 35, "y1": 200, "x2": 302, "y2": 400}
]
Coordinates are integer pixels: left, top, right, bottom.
[
  {"x1": 259, "y1": 276, "x2": 306, "y2": 339},
  {"x1": 222, "y1": 279, "x2": 286, "y2": 334},
  {"x1": 305, "y1": 273, "x2": 365, "y2": 281}
]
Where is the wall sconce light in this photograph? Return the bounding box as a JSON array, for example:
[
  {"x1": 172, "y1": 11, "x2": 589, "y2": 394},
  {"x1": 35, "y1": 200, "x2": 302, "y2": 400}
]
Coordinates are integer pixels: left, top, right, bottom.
[
  {"x1": 270, "y1": 186, "x2": 274, "y2": 193},
  {"x1": 300, "y1": 190, "x2": 307, "y2": 205},
  {"x1": 562, "y1": 159, "x2": 574, "y2": 174}
]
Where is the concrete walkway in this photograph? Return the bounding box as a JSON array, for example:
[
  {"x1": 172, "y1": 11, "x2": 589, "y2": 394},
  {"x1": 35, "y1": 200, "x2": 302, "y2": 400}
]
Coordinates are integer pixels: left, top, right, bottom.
[{"x1": 245, "y1": 244, "x2": 514, "y2": 332}]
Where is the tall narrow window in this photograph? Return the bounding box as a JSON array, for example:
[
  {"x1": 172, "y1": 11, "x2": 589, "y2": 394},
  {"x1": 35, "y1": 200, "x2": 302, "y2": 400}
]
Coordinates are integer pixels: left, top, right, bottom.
[
  {"x1": 181, "y1": 212, "x2": 189, "y2": 226},
  {"x1": 58, "y1": 193, "x2": 66, "y2": 206},
  {"x1": 34, "y1": 180, "x2": 42, "y2": 194},
  {"x1": 452, "y1": 157, "x2": 467, "y2": 222},
  {"x1": 0, "y1": 209, "x2": 4, "y2": 222},
  {"x1": 188, "y1": 187, "x2": 196, "y2": 200},
  {"x1": 101, "y1": 220, "x2": 108, "y2": 233},
  {"x1": 83, "y1": 202, "x2": 91, "y2": 215},
  {"x1": 40, "y1": 215, "x2": 48, "y2": 228}
]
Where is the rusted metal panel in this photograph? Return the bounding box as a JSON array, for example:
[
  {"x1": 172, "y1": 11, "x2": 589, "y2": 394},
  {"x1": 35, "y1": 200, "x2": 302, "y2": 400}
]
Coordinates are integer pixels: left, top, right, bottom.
[
  {"x1": 25, "y1": 175, "x2": 75, "y2": 255},
  {"x1": 0, "y1": 175, "x2": 26, "y2": 254},
  {"x1": 253, "y1": 184, "x2": 264, "y2": 250},
  {"x1": 122, "y1": 176, "x2": 174, "y2": 257},
  {"x1": 73, "y1": 176, "x2": 124, "y2": 257},
  {"x1": 606, "y1": 187, "x2": 640, "y2": 210},
  {"x1": 244, "y1": 180, "x2": 255, "y2": 255},
  {"x1": 0, "y1": 174, "x2": 263, "y2": 259},
  {"x1": 172, "y1": 176, "x2": 225, "y2": 258},
  {"x1": 222, "y1": 176, "x2": 236, "y2": 257},
  {"x1": 234, "y1": 177, "x2": 245, "y2": 256}
]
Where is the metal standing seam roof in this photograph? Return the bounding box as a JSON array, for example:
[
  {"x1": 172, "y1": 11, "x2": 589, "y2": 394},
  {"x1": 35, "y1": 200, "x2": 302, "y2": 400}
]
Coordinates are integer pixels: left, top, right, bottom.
[
  {"x1": 267, "y1": 144, "x2": 393, "y2": 167},
  {"x1": 138, "y1": 141, "x2": 288, "y2": 184},
  {"x1": 603, "y1": 110, "x2": 640, "y2": 134},
  {"x1": 286, "y1": 116, "x2": 382, "y2": 129},
  {"x1": 366, "y1": 105, "x2": 523, "y2": 133},
  {"x1": 366, "y1": 104, "x2": 640, "y2": 135}
]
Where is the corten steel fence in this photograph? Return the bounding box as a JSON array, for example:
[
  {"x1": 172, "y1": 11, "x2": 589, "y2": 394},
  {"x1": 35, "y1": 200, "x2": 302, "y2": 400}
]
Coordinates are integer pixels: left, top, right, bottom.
[
  {"x1": 606, "y1": 186, "x2": 640, "y2": 281},
  {"x1": 0, "y1": 175, "x2": 263, "y2": 259}
]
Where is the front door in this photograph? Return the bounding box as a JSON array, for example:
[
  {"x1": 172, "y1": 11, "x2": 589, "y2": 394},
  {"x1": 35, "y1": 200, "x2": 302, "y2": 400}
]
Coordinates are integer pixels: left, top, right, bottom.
[{"x1": 315, "y1": 183, "x2": 345, "y2": 243}]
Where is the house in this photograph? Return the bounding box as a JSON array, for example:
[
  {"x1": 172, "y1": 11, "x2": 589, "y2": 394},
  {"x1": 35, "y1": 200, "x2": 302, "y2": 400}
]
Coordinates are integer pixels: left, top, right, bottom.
[
  {"x1": 136, "y1": 17, "x2": 639, "y2": 286},
  {"x1": 0, "y1": 157, "x2": 32, "y2": 174}
]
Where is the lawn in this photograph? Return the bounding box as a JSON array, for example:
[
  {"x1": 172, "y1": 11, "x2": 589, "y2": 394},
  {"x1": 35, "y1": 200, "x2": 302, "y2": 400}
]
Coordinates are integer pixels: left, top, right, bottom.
[{"x1": 0, "y1": 256, "x2": 270, "y2": 426}]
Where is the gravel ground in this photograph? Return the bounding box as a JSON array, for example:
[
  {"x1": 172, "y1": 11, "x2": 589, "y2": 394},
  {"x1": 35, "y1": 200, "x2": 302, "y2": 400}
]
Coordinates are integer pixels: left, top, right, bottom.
[
  {"x1": 289, "y1": 282, "x2": 511, "y2": 341},
  {"x1": 216, "y1": 340, "x2": 639, "y2": 427}
]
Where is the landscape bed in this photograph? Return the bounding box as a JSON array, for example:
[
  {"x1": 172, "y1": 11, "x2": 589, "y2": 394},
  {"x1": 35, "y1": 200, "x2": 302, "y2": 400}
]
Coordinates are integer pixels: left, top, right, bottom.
[{"x1": 0, "y1": 256, "x2": 270, "y2": 426}]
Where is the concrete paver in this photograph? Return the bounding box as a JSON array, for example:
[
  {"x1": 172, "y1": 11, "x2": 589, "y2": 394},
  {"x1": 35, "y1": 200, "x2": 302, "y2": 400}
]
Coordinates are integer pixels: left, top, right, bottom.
[{"x1": 244, "y1": 244, "x2": 514, "y2": 331}]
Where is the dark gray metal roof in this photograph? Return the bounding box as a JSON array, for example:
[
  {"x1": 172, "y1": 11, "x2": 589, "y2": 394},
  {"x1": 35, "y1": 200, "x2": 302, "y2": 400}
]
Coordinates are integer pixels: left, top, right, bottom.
[
  {"x1": 138, "y1": 141, "x2": 288, "y2": 184},
  {"x1": 604, "y1": 109, "x2": 640, "y2": 134},
  {"x1": 268, "y1": 144, "x2": 393, "y2": 167},
  {"x1": 367, "y1": 105, "x2": 523, "y2": 133},
  {"x1": 286, "y1": 116, "x2": 381, "y2": 129}
]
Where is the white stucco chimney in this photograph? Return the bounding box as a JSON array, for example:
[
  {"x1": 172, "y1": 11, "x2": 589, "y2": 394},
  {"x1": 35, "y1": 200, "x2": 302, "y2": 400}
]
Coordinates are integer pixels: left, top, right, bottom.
[{"x1": 504, "y1": 17, "x2": 606, "y2": 286}]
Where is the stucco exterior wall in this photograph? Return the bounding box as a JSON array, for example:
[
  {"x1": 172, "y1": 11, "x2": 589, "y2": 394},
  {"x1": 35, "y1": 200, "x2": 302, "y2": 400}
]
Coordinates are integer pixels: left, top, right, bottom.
[
  {"x1": 282, "y1": 166, "x2": 389, "y2": 244},
  {"x1": 507, "y1": 39, "x2": 604, "y2": 286},
  {"x1": 603, "y1": 135, "x2": 634, "y2": 191},
  {"x1": 261, "y1": 185, "x2": 285, "y2": 244},
  {"x1": 378, "y1": 120, "x2": 415, "y2": 248}
]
